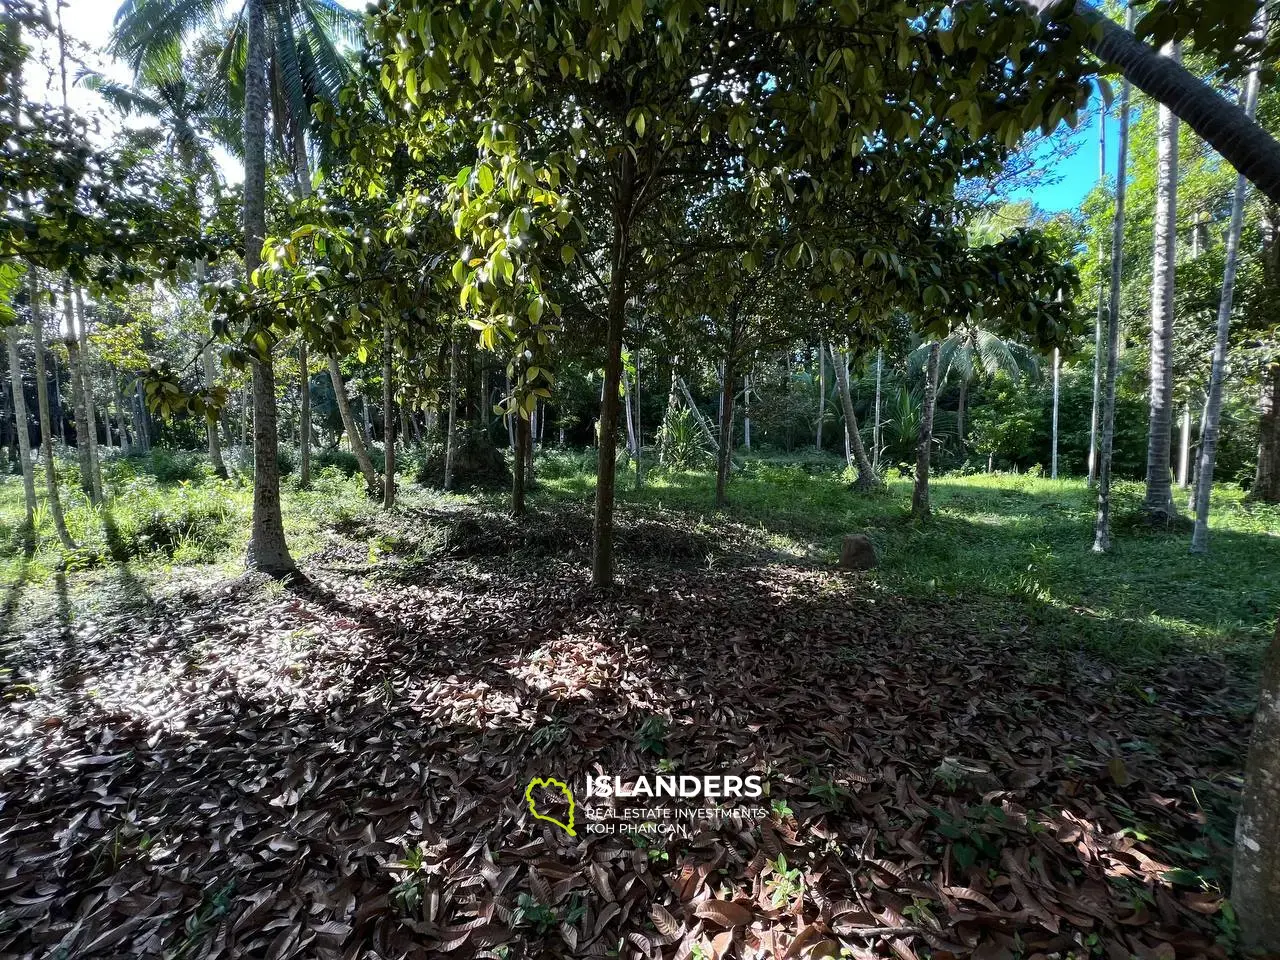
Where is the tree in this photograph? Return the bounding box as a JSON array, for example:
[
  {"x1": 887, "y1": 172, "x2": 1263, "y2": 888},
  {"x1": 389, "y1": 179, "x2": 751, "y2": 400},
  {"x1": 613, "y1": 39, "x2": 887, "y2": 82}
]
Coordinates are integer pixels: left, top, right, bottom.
[
  {"x1": 1088, "y1": 107, "x2": 1106, "y2": 487},
  {"x1": 383, "y1": 0, "x2": 1100, "y2": 587},
  {"x1": 241, "y1": 0, "x2": 293, "y2": 573},
  {"x1": 1190, "y1": 54, "x2": 1260, "y2": 553},
  {"x1": 830, "y1": 342, "x2": 881, "y2": 491},
  {"x1": 1142, "y1": 44, "x2": 1180, "y2": 522},
  {"x1": 908, "y1": 323, "x2": 1037, "y2": 451},
  {"x1": 912, "y1": 339, "x2": 941, "y2": 519},
  {"x1": 2, "y1": 269, "x2": 35, "y2": 535},
  {"x1": 112, "y1": 0, "x2": 360, "y2": 569},
  {"x1": 1234, "y1": 616, "x2": 1280, "y2": 951},
  {"x1": 27, "y1": 276, "x2": 74, "y2": 550},
  {"x1": 1025, "y1": 0, "x2": 1280, "y2": 206},
  {"x1": 1093, "y1": 7, "x2": 1135, "y2": 554}
]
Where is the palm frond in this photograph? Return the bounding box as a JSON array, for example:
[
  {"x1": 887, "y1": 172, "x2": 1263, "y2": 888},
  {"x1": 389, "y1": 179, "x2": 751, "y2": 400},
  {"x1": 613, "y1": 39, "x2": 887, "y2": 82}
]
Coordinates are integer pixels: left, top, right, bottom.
[{"x1": 110, "y1": 0, "x2": 227, "y2": 75}]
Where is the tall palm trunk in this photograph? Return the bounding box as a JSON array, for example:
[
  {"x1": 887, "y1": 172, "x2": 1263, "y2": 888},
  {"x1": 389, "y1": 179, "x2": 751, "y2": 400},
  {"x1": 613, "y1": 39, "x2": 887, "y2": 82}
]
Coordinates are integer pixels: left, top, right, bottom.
[
  {"x1": 1089, "y1": 107, "x2": 1107, "y2": 487},
  {"x1": 831, "y1": 342, "x2": 880, "y2": 490},
  {"x1": 74, "y1": 286, "x2": 102, "y2": 499},
  {"x1": 1094, "y1": 9, "x2": 1134, "y2": 553},
  {"x1": 912, "y1": 340, "x2": 941, "y2": 519},
  {"x1": 1050, "y1": 348, "x2": 1060, "y2": 479},
  {"x1": 63, "y1": 281, "x2": 94, "y2": 499},
  {"x1": 1023, "y1": 0, "x2": 1280, "y2": 205},
  {"x1": 328, "y1": 356, "x2": 379, "y2": 496},
  {"x1": 242, "y1": 0, "x2": 293, "y2": 574},
  {"x1": 29, "y1": 276, "x2": 74, "y2": 549},
  {"x1": 5, "y1": 327, "x2": 36, "y2": 530},
  {"x1": 1192, "y1": 58, "x2": 1261, "y2": 553},
  {"x1": 1143, "y1": 43, "x2": 1181, "y2": 522}
]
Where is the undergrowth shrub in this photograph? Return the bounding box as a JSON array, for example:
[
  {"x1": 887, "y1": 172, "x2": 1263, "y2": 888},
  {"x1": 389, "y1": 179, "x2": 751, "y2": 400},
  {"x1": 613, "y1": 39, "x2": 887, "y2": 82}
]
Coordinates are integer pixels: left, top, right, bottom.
[
  {"x1": 144, "y1": 447, "x2": 209, "y2": 484},
  {"x1": 314, "y1": 448, "x2": 362, "y2": 477}
]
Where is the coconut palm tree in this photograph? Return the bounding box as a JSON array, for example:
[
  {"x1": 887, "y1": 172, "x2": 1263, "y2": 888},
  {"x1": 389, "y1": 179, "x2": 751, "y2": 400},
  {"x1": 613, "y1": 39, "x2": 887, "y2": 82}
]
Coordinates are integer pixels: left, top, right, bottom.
[
  {"x1": 1094, "y1": 6, "x2": 1135, "y2": 554},
  {"x1": 1191, "y1": 52, "x2": 1262, "y2": 553},
  {"x1": 908, "y1": 324, "x2": 1038, "y2": 452},
  {"x1": 1142, "y1": 44, "x2": 1181, "y2": 522},
  {"x1": 83, "y1": 61, "x2": 234, "y2": 480},
  {"x1": 1021, "y1": 0, "x2": 1280, "y2": 206},
  {"x1": 111, "y1": 0, "x2": 358, "y2": 572}
]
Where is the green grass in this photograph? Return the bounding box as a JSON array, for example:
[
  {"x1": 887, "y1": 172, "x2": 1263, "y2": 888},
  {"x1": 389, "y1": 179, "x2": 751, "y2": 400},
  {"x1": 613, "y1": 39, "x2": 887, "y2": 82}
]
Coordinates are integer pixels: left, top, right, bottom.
[
  {"x1": 0, "y1": 450, "x2": 376, "y2": 632},
  {"x1": 534, "y1": 450, "x2": 1280, "y2": 663},
  {"x1": 3, "y1": 446, "x2": 1276, "y2": 665}
]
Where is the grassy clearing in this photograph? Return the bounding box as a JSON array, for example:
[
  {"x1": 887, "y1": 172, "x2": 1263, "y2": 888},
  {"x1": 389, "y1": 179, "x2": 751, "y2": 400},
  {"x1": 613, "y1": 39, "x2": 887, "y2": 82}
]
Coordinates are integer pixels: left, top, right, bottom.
[
  {"x1": 535, "y1": 450, "x2": 1280, "y2": 663},
  {"x1": 3, "y1": 447, "x2": 1277, "y2": 664}
]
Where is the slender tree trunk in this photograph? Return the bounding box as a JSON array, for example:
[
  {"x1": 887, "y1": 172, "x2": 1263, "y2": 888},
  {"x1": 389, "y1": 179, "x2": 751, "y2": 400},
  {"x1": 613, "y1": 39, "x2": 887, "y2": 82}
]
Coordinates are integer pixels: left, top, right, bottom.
[
  {"x1": 328, "y1": 356, "x2": 379, "y2": 496},
  {"x1": 1250, "y1": 364, "x2": 1280, "y2": 503},
  {"x1": 242, "y1": 0, "x2": 293, "y2": 574},
  {"x1": 912, "y1": 341, "x2": 941, "y2": 518},
  {"x1": 1234, "y1": 617, "x2": 1280, "y2": 952},
  {"x1": 715, "y1": 346, "x2": 736, "y2": 508},
  {"x1": 1193, "y1": 51, "x2": 1264, "y2": 534},
  {"x1": 525, "y1": 400, "x2": 537, "y2": 489},
  {"x1": 1095, "y1": 16, "x2": 1133, "y2": 552},
  {"x1": 743, "y1": 373, "x2": 751, "y2": 451},
  {"x1": 873, "y1": 348, "x2": 883, "y2": 471},
  {"x1": 444, "y1": 335, "x2": 459, "y2": 490},
  {"x1": 677, "y1": 376, "x2": 717, "y2": 449},
  {"x1": 623, "y1": 366, "x2": 638, "y2": 458},
  {"x1": 511, "y1": 408, "x2": 528, "y2": 517},
  {"x1": 817, "y1": 339, "x2": 826, "y2": 451},
  {"x1": 1089, "y1": 107, "x2": 1107, "y2": 488},
  {"x1": 1143, "y1": 43, "x2": 1181, "y2": 523},
  {"x1": 298, "y1": 340, "x2": 311, "y2": 488},
  {"x1": 382, "y1": 319, "x2": 395, "y2": 510},
  {"x1": 1023, "y1": 0, "x2": 1280, "y2": 206},
  {"x1": 113, "y1": 375, "x2": 131, "y2": 454},
  {"x1": 135, "y1": 379, "x2": 151, "y2": 453},
  {"x1": 957, "y1": 376, "x2": 968, "y2": 454},
  {"x1": 203, "y1": 346, "x2": 228, "y2": 479},
  {"x1": 591, "y1": 154, "x2": 634, "y2": 589},
  {"x1": 73, "y1": 286, "x2": 101, "y2": 501},
  {"x1": 5, "y1": 327, "x2": 36, "y2": 529},
  {"x1": 1051, "y1": 348, "x2": 1060, "y2": 479},
  {"x1": 633, "y1": 349, "x2": 642, "y2": 489},
  {"x1": 63, "y1": 282, "x2": 93, "y2": 499},
  {"x1": 290, "y1": 128, "x2": 314, "y2": 492},
  {"x1": 1178, "y1": 403, "x2": 1191, "y2": 489},
  {"x1": 29, "y1": 277, "x2": 74, "y2": 549},
  {"x1": 52, "y1": 350, "x2": 66, "y2": 447},
  {"x1": 831, "y1": 343, "x2": 881, "y2": 490}
]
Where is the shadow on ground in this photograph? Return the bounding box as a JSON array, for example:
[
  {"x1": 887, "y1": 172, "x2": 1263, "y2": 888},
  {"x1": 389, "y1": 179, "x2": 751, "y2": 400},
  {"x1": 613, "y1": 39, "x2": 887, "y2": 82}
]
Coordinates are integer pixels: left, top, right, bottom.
[{"x1": 0, "y1": 500, "x2": 1255, "y2": 959}]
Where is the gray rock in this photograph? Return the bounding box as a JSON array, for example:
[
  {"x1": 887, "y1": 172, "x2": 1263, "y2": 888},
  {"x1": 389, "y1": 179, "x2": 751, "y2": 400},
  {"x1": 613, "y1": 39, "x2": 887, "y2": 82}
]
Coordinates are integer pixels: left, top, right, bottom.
[{"x1": 839, "y1": 534, "x2": 877, "y2": 570}]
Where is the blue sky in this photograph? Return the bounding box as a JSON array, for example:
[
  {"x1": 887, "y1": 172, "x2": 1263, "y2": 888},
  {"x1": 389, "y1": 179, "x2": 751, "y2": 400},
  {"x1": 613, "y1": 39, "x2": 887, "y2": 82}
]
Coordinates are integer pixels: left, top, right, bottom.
[{"x1": 1009, "y1": 96, "x2": 1124, "y2": 214}]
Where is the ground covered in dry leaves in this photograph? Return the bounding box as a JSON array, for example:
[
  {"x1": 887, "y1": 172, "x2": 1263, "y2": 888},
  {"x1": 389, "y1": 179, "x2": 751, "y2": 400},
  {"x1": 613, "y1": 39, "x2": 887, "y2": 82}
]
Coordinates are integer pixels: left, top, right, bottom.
[{"x1": 0, "y1": 503, "x2": 1256, "y2": 959}]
